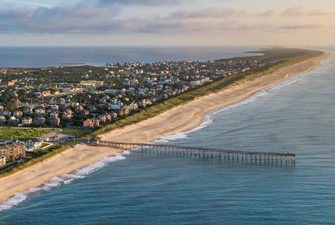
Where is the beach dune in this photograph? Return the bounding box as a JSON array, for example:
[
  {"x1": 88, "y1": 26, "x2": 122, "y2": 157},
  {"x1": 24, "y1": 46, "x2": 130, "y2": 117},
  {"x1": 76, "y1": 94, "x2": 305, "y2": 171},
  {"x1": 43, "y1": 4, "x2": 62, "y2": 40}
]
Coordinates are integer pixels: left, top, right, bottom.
[
  {"x1": 0, "y1": 52, "x2": 332, "y2": 205},
  {"x1": 102, "y1": 52, "x2": 332, "y2": 143}
]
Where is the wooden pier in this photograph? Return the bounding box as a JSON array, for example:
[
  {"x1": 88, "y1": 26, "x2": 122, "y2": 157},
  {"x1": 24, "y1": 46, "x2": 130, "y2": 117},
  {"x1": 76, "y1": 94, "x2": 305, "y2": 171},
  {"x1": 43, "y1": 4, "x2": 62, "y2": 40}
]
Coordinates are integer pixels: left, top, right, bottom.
[{"x1": 93, "y1": 141, "x2": 296, "y2": 164}]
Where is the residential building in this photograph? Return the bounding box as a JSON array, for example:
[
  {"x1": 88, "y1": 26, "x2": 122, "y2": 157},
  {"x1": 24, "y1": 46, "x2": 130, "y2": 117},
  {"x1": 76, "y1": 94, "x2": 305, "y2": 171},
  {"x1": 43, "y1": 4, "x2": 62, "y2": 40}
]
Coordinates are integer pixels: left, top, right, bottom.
[
  {"x1": 17, "y1": 138, "x2": 43, "y2": 151},
  {"x1": 51, "y1": 117, "x2": 60, "y2": 127},
  {"x1": 83, "y1": 119, "x2": 94, "y2": 128},
  {"x1": 0, "y1": 156, "x2": 5, "y2": 167},
  {"x1": 35, "y1": 116, "x2": 46, "y2": 126},
  {"x1": 22, "y1": 117, "x2": 33, "y2": 125},
  {"x1": 0, "y1": 143, "x2": 26, "y2": 164},
  {"x1": 88, "y1": 136, "x2": 102, "y2": 145},
  {"x1": 0, "y1": 80, "x2": 15, "y2": 87},
  {"x1": 80, "y1": 80, "x2": 104, "y2": 87}
]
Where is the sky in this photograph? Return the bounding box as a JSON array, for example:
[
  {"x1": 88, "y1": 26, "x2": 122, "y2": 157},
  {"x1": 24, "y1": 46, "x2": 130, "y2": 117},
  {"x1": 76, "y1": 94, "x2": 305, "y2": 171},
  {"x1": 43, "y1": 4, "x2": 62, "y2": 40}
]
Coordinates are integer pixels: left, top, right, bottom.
[{"x1": 0, "y1": 0, "x2": 334, "y2": 46}]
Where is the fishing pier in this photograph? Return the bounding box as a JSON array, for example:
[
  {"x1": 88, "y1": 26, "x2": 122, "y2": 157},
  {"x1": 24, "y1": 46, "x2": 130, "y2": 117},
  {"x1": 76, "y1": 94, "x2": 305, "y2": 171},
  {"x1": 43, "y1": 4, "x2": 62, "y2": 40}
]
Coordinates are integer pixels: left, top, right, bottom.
[{"x1": 91, "y1": 140, "x2": 296, "y2": 164}]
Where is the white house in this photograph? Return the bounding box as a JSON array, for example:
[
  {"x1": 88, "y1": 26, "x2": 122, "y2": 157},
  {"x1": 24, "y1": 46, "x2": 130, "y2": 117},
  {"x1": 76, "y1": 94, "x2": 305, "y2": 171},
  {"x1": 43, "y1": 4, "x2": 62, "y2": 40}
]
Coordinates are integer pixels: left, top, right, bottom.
[
  {"x1": 22, "y1": 117, "x2": 33, "y2": 125},
  {"x1": 0, "y1": 156, "x2": 6, "y2": 167}
]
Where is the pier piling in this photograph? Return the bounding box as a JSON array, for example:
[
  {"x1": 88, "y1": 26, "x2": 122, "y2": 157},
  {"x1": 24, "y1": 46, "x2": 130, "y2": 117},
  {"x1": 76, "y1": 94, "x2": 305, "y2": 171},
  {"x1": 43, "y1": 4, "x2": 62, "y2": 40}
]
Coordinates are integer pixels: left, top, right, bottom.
[{"x1": 93, "y1": 141, "x2": 296, "y2": 165}]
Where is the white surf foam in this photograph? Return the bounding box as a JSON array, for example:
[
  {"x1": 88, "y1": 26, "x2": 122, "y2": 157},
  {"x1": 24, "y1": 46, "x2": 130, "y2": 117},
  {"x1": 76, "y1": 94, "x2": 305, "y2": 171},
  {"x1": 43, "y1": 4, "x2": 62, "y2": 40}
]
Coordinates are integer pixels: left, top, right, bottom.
[
  {"x1": 76, "y1": 153, "x2": 126, "y2": 177},
  {"x1": 0, "y1": 71, "x2": 310, "y2": 213},
  {"x1": 211, "y1": 76, "x2": 304, "y2": 116},
  {"x1": 0, "y1": 152, "x2": 128, "y2": 212},
  {"x1": 287, "y1": 79, "x2": 301, "y2": 86},
  {"x1": 150, "y1": 132, "x2": 188, "y2": 144},
  {"x1": 186, "y1": 114, "x2": 213, "y2": 134},
  {"x1": 122, "y1": 150, "x2": 131, "y2": 155},
  {"x1": 149, "y1": 75, "x2": 305, "y2": 145}
]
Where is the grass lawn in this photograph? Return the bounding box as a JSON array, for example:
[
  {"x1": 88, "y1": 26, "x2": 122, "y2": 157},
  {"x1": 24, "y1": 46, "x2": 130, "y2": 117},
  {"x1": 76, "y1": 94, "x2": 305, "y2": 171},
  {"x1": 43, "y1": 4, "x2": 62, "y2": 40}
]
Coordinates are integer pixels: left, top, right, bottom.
[
  {"x1": 0, "y1": 128, "x2": 56, "y2": 140},
  {"x1": 41, "y1": 143, "x2": 52, "y2": 149},
  {"x1": 61, "y1": 128, "x2": 92, "y2": 137}
]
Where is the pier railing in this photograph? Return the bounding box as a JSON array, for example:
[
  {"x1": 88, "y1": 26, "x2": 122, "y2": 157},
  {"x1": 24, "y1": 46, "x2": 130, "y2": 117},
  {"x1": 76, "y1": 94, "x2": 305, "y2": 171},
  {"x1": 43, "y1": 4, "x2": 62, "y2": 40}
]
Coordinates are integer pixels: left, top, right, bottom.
[{"x1": 92, "y1": 141, "x2": 296, "y2": 164}]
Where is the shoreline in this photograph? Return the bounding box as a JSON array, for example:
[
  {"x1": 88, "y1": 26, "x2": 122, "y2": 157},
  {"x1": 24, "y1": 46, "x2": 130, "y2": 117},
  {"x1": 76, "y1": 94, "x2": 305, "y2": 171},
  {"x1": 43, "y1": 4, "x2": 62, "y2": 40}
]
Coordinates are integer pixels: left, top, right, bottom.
[
  {"x1": 0, "y1": 145, "x2": 123, "y2": 205},
  {"x1": 101, "y1": 52, "x2": 332, "y2": 143},
  {"x1": 0, "y1": 51, "x2": 332, "y2": 207}
]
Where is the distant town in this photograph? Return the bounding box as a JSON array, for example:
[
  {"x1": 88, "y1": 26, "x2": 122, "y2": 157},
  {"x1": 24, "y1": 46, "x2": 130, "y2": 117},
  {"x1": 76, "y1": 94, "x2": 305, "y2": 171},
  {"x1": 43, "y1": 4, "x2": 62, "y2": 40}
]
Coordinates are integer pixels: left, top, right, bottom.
[{"x1": 0, "y1": 57, "x2": 279, "y2": 129}]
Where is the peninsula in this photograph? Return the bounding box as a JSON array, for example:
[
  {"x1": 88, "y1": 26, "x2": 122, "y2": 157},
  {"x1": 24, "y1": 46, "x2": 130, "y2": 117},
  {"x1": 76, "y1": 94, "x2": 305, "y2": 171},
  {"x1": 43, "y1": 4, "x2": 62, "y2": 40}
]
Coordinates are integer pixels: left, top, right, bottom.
[{"x1": 0, "y1": 48, "x2": 332, "y2": 205}]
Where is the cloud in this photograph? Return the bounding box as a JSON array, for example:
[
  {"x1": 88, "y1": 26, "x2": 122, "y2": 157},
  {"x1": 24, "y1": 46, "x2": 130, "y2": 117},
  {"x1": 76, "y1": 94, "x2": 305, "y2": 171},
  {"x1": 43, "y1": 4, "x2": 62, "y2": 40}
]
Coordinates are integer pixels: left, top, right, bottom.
[
  {"x1": 0, "y1": 0, "x2": 331, "y2": 35},
  {"x1": 0, "y1": 0, "x2": 52, "y2": 8},
  {"x1": 98, "y1": 0, "x2": 179, "y2": 6},
  {"x1": 0, "y1": 3, "x2": 245, "y2": 34},
  {"x1": 0, "y1": 1, "x2": 119, "y2": 20},
  {"x1": 255, "y1": 10, "x2": 276, "y2": 17},
  {"x1": 281, "y1": 6, "x2": 334, "y2": 17},
  {"x1": 308, "y1": 9, "x2": 334, "y2": 16},
  {"x1": 280, "y1": 24, "x2": 323, "y2": 30},
  {"x1": 0, "y1": 1, "x2": 121, "y2": 33},
  {"x1": 170, "y1": 8, "x2": 243, "y2": 19},
  {"x1": 169, "y1": 8, "x2": 279, "y2": 19},
  {"x1": 281, "y1": 6, "x2": 303, "y2": 16},
  {"x1": 136, "y1": 18, "x2": 278, "y2": 34}
]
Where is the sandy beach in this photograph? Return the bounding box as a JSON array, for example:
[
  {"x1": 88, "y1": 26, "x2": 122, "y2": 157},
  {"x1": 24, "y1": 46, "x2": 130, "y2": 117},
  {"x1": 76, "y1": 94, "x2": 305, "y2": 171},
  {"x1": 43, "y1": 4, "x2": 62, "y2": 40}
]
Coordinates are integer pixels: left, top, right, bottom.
[
  {"x1": 102, "y1": 52, "x2": 332, "y2": 143},
  {"x1": 0, "y1": 52, "x2": 332, "y2": 205},
  {"x1": 0, "y1": 145, "x2": 122, "y2": 204}
]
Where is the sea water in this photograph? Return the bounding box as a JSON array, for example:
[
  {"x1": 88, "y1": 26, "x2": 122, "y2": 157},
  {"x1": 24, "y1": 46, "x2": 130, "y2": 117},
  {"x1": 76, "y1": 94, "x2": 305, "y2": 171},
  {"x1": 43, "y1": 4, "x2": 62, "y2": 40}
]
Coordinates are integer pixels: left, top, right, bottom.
[
  {"x1": 0, "y1": 47, "x2": 335, "y2": 224},
  {"x1": 0, "y1": 46, "x2": 261, "y2": 68}
]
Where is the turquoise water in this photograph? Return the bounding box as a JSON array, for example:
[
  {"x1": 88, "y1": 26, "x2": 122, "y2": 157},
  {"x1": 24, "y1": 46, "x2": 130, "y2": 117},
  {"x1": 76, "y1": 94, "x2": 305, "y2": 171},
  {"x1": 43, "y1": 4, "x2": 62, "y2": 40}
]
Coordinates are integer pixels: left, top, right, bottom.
[{"x1": 0, "y1": 48, "x2": 335, "y2": 224}]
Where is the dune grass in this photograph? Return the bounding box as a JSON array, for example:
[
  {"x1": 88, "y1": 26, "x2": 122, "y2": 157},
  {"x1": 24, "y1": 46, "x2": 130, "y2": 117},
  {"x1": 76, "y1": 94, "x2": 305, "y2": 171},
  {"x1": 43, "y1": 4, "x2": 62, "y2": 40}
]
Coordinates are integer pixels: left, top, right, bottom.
[
  {"x1": 61, "y1": 128, "x2": 92, "y2": 137},
  {"x1": 0, "y1": 128, "x2": 55, "y2": 140},
  {"x1": 0, "y1": 145, "x2": 69, "y2": 178},
  {"x1": 88, "y1": 49, "x2": 324, "y2": 138},
  {"x1": 0, "y1": 48, "x2": 324, "y2": 178}
]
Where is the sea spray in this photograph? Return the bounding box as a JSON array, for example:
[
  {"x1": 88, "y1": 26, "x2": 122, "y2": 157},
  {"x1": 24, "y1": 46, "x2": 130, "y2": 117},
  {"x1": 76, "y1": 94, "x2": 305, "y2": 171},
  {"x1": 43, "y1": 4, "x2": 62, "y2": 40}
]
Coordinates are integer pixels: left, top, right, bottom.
[{"x1": 0, "y1": 152, "x2": 128, "y2": 212}]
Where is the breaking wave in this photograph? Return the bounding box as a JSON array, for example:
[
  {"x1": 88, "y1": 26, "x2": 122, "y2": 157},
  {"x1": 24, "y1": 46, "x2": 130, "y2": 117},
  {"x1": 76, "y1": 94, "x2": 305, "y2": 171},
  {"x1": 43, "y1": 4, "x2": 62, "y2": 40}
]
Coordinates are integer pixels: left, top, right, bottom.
[
  {"x1": 0, "y1": 152, "x2": 127, "y2": 212},
  {"x1": 150, "y1": 75, "x2": 305, "y2": 144},
  {"x1": 0, "y1": 74, "x2": 307, "y2": 213}
]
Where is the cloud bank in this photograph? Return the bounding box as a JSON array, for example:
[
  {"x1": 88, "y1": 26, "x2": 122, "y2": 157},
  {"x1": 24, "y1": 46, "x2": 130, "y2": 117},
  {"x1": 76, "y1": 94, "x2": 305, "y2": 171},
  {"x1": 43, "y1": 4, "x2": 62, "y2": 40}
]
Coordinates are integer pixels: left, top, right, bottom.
[{"x1": 0, "y1": 1, "x2": 332, "y2": 35}]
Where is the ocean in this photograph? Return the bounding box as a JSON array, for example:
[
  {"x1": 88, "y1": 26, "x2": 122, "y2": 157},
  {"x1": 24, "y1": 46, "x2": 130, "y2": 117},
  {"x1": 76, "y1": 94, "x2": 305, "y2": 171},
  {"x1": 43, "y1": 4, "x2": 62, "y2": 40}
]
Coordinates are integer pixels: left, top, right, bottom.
[
  {"x1": 0, "y1": 47, "x2": 335, "y2": 224},
  {"x1": 0, "y1": 46, "x2": 262, "y2": 68}
]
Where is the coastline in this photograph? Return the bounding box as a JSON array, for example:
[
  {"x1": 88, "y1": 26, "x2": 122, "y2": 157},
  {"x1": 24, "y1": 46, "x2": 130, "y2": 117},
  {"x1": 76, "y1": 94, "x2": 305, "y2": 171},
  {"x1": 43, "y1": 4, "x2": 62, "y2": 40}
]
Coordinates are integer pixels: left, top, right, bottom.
[
  {"x1": 101, "y1": 52, "x2": 332, "y2": 143},
  {"x1": 0, "y1": 145, "x2": 123, "y2": 205},
  {"x1": 0, "y1": 52, "x2": 332, "y2": 207}
]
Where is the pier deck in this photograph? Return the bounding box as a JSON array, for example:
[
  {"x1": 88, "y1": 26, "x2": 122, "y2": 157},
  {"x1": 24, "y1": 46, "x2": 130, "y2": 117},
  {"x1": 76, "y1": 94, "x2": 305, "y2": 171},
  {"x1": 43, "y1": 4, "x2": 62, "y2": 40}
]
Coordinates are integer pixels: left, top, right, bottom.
[{"x1": 91, "y1": 141, "x2": 296, "y2": 164}]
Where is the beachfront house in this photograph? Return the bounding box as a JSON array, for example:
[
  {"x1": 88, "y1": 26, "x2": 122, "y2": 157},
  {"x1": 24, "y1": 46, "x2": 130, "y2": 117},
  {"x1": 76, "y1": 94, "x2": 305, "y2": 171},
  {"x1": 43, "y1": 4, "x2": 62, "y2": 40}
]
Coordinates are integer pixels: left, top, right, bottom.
[
  {"x1": 35, "y1": 116, "x2": 46, "y2": 126},
  {"x1": 24, "y1": 106, "x2": 34, "y2": 114},
  {"x1": 88, "y1": 136, "x2": 102, "y2": 145},
  {"x1": 22, "y1": 117, "x2": 33, "y2": 125},
  {"x1": 51, "y1": 117, "x2": 60, "y2": 127},
  {"x1": 83, "y1": 119, "x2": 94, "y2": 128},
  {"x1": 17, "y1": 138, "x2": 43, "y2": 151},
  {"x1": 0, "y1": 142, "x2": 26, "y2": 164},
  {"x1": 0, "y1": 116, "x2": 6, "y2": 123},
  {"x1": 0, "y1": 156, "x2": 5, "y2": 167}
]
